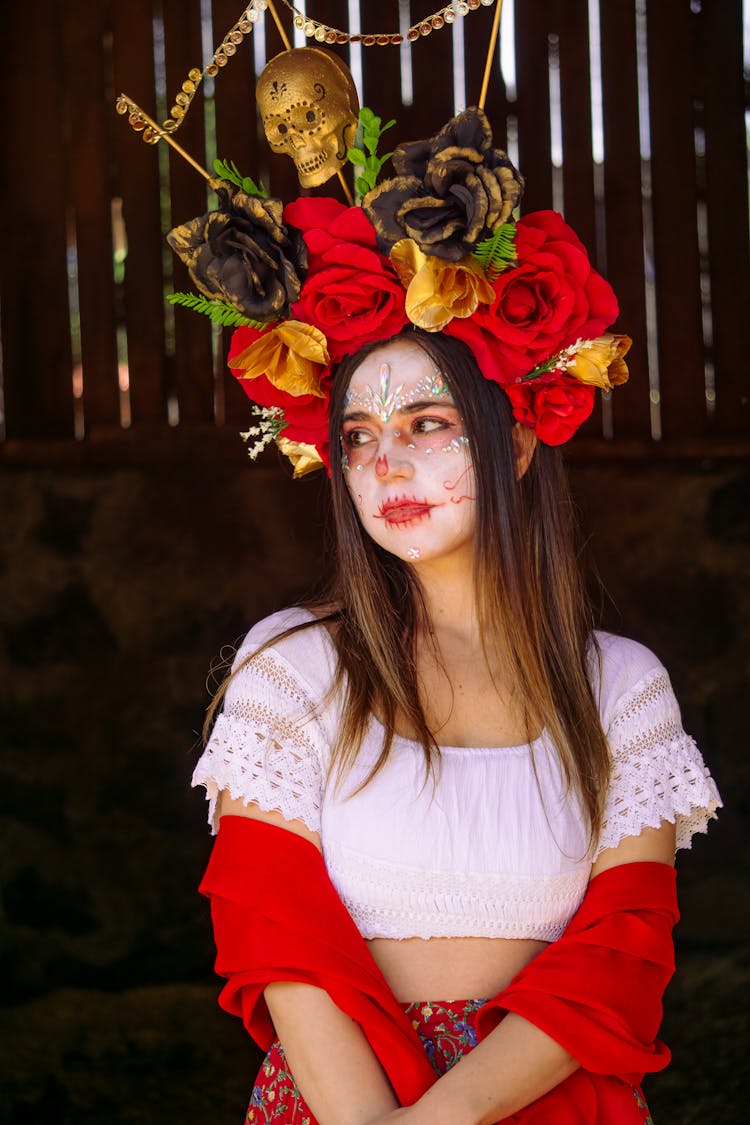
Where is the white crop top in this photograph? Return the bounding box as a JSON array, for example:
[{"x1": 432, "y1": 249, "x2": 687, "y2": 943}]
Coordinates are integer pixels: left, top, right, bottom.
[{"x1": 192, "y1": 607, "x2": 721, "y2": 941}]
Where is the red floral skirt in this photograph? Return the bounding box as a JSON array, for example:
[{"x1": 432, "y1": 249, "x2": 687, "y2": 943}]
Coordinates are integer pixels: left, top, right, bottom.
[{"x1": 245, "y1": 998, "x2": 654, "y2": 1124}]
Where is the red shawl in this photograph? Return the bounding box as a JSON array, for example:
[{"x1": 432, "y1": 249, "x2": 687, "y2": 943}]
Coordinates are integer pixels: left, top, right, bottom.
[
  {"x1": 199, "y1": 816, "x2": 678, "y2": 1123},
  {"x1": 199, "y1": 817, "x2": 436, "y2": 1105}
]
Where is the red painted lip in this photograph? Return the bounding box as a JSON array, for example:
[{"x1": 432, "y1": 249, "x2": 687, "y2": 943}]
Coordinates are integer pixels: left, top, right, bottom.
[{"x1": 377, "y1": 496, "x2": 436, "y2": 526}]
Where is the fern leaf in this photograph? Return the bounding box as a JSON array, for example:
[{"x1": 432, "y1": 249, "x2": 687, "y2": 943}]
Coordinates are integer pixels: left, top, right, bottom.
[
  {"x1": 472, "y1": 223, "x2": 517, "y2": 279},
  {"x1": 166, "y1": 292, "x2": 269, "y2": 330}
]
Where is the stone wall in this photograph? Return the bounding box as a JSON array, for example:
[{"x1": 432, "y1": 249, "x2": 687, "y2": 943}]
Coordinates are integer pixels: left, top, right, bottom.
[{"x1": 1, "y1": 454, "x2": 747, "y2": 1123}]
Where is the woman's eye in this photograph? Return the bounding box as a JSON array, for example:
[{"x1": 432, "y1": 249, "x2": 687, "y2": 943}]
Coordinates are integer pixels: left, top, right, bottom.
[
  {"x1": 343, "y1": 428, "x2": 374, "y2": 448},
  {"x1": 412, "y1": 416, "x2": 451, "y2": 435}
]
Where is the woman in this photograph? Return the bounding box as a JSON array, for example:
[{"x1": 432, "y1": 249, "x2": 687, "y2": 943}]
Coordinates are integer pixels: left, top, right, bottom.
[{"x1": 193, "y1": 325, "x2": 720, "y2": 1124}]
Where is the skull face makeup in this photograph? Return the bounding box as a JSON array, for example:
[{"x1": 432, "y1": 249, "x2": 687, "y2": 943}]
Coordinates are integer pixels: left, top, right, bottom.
[
  {"x1": 257, "y1": 48, "x2": 360, "y2": 188},
  {"x1": 341, "y1": 340, "x2": 477, "y2": 567}
]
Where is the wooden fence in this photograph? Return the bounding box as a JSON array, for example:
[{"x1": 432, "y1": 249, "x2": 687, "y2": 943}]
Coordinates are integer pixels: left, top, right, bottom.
[{"x1": 1, "y1": 0, "x2": 748, "y2": 458}]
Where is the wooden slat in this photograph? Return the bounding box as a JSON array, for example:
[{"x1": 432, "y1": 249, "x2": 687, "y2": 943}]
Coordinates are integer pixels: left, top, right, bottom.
[
  {"x1": 557, "y1": 0, "x2": 595, "y2": 250},
  {"x1": 61, "y1": 0, "x2": 121, "y2": 431},
  {"x1": 700, "y1": 0, "x2": 750, "y2": 435},
  {"x1": 162, "y1": 0, "x2": 215, "y2": 424},
  {"x1": 514, "y1": 0, "x2": 553, "y2": 213},
  {"x1": 410, "y1": 8, "x2": 455, "y2": 138},
  {"x1": 646, "y1": 0, "x2": 706, "y2": 441},
  {"x1": 0, "y1": 0, "x2": 74, "y2": 438},
  {"x1": 111, "y1": 0, "x2": 169, "y2": 426},
  {"x1": 556, "y1": 0, "x2": 601, "y2": 440},
  {"x1": 356, "y1": 0, "x2": 403, "y2": 137},
  {"x1": 599, "y1": 0, "x2": 650, "y2": 438},
  {"x1": 463, "y1": 0, "x2": 508, "y2": 131}
]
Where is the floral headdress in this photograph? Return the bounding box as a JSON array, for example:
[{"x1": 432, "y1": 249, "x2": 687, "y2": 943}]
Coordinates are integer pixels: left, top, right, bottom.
[{"x1": 167, "y1": 104, "x2": 630, "y2": 477}]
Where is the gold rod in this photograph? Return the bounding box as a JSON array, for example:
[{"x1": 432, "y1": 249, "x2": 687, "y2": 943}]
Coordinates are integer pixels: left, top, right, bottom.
[
  {"x1": 478, "y1": 0, "x2": 504, "y2": 112},
  {"x1": 120, "y1": 95, "x2": 212, "y2": 181},
  {"x1": 266, "y1": 0, "x2": 293, "y2": 51},
  {"x1": 337, "y1": 168, "x2": 354, "y2": 207}
]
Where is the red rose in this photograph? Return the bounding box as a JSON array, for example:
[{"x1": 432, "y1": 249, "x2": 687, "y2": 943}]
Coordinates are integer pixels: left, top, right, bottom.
[
  {"x1": 284, "y1": 197, "x2": 408, "y2": 362},
  {"x1": 446, "y1": 210, "x2": 619, "y2": 383},
  {"x1": 505, "y1": 375, "x2": 595, "y2": 446},
  {"x1": 228, "y1": 326, "x2": 331, "y2": 465}
]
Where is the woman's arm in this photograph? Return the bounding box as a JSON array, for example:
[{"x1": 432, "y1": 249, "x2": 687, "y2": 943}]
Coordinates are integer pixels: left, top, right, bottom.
[
  {"x1": 218, "y1": 794, "x2": 400, "y2": 1125},
  {"x1": 366, "y1": 819, "x2": 677, "y2": 1125}
]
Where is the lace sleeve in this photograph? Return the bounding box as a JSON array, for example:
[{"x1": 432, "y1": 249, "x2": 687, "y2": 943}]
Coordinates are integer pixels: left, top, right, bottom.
[
  {"x1": 191, "y1": 646, "x2": 328, "y2": 835},
  {"x1": 596, "y1": 666, "x2": 722, "y2": 857}
]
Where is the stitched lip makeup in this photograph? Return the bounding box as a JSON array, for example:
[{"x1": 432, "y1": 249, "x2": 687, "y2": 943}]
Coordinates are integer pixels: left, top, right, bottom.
[{"x1": 377, "y1": 495, "x2": 437, "y2": 527}]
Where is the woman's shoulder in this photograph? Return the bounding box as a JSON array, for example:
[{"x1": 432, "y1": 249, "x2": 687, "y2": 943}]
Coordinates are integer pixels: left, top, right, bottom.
[
  {"x1": 589, "y1": 630, "x2": 722, "y2": 855},
  {"x1": 230, "y1": 604, "x2": 338, "y2": 703},
  {"x1": 237, "y1": 604, "x2": 333, "y2": 656},
  {"x1": 588, "y1": 629, "x2": 672, "y2": 731}
]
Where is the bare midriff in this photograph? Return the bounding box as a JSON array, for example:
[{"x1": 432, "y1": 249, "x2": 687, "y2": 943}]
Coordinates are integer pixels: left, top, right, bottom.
[{"x1": 366, "y1": 935, "x2": 550, "y2": 1003}]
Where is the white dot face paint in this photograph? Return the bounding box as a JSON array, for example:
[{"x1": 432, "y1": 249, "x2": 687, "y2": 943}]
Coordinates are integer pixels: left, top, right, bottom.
[{"x1": 341, "y1": 340, "x2": 476, "y2": 567}]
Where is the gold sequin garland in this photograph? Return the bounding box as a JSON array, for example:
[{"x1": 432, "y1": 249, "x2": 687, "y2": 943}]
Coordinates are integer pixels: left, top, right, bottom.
[
  {"x1": 116, "y1": 1, "x2": 271, "y2": 144},
  {"x1": 281, "y1": 0, "x2": 496, "y2": 46}
]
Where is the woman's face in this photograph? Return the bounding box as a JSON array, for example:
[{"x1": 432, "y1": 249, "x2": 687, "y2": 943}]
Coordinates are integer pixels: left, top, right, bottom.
[{"x1": 341, "y1": 340, "x2": 476, "y2": 566}]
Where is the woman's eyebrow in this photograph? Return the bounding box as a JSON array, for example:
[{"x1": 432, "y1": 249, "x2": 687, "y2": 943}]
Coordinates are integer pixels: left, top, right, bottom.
[
  {"x1": 399, "y1": 399, "x2": 457, "y2": 414},
  {"x1": 342, "y1": 399, "x2": 457, "y2": 424}
]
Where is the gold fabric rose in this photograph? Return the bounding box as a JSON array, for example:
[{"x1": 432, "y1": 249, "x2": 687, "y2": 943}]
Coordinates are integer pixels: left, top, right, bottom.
[
  {"x1": 390, "y1": 238, "x2": 495, "y2": 332},
  {"x1": 275, "y1": 437, "x2": 325, "y2": 478},
  {"x1": 230, "y1": 321, "x2": 330, "y2": 398},
  {"x1": 567, "y1": 334, "x2": 632, "y2": 391}
]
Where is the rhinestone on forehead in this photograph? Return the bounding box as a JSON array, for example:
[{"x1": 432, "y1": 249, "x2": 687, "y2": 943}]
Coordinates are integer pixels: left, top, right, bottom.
[{"x1": 344, "y1": 363, "x2": 451, "y2": 423}]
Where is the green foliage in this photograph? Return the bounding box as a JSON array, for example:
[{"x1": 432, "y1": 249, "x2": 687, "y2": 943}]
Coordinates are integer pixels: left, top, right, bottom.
[
  {"x1": 347, "y1": 106, "x2": 396, "y2": 199},
  {"x1": 472, "y1": 222, "x2": 517, "y2": 279},
  {"x1": 212, "y1": 158, "x2": 269, "y2": 198},
  {"x1": 166, "y1": 292, "x2": 269, "y2": 330},
  {"x1": 522, "y1": 357, "x2": 558, "y2": 382}
]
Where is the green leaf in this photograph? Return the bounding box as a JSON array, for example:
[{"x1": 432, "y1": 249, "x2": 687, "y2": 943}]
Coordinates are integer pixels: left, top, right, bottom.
[
  {"x1": 472, "y1": 222, "x2": 518, "y2": 279},
  {"x1": 349, "y1": 106, "x2": 399, "y2": 191},
  {"x1": 166, "y1": 292, "x2": 270, "y2": 330},
  {"x1": 212, "y1": 158, "x2": 269, "y2": 198},
  {"x1": 213, "y1": 157, "x2": 242, "y2": 187},
  {"x1": 241, "y1": 176, "x2": 270, "y2": 198}
]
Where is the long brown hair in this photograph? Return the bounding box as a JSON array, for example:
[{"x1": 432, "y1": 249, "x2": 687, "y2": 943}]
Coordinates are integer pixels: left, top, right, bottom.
[{"x1": 207, "y1": 327, "x2": 610, "y2": 841}]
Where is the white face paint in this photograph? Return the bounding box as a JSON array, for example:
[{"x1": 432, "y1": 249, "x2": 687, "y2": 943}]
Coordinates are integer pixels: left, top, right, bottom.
[{"x1": 341, "y1": 340, "x2": 476, "y2": 566}]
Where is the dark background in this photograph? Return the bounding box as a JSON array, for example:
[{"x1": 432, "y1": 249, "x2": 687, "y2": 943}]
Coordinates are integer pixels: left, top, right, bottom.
[{"x1": 1, "y1": 1, "x2": 748, "y2": 1122}]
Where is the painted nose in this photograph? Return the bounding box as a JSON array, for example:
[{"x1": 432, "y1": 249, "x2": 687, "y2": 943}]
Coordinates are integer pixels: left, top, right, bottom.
[{"x1": 374, "y1": 439, "x2": 414, "y2": 482}]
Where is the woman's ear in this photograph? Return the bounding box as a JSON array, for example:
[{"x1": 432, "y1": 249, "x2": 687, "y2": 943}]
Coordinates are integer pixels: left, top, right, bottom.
[{"x1": 512, "y1": 424, "x2": 538, "y2": 480}]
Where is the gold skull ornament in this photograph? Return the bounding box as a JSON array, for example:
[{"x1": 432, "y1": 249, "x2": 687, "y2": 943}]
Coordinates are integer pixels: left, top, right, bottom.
[{"x1": 257, "y1": 48, "x2": 359, "y2": 188}]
